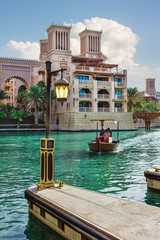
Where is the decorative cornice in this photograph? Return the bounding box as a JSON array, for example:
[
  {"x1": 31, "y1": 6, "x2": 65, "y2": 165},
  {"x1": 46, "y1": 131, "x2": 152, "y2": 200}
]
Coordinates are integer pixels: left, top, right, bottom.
[{"x1": 0, "y1": 56, "x2": 39, "y2": 62}]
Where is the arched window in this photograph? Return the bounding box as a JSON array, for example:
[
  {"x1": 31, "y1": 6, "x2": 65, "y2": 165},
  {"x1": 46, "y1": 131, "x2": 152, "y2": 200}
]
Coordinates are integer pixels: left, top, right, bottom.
[{"x1": 18, "y1": 85, "x2": 26, "y2": 94}]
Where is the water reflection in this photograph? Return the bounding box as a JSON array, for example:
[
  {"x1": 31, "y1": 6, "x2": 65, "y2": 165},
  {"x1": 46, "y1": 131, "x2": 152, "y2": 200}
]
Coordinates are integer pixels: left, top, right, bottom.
[
  {"x1": 24, "y1": 214, "x2": 64, "y2": 240},
  {"x1": 145, "y1": 188, "x2": 160, "y2": 207}
]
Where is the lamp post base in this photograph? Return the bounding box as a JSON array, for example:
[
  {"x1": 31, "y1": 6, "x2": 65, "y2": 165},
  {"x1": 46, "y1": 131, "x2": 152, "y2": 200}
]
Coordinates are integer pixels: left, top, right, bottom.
[{"x1": 40, "y1": 138, "x2": 55, "y2": 187}]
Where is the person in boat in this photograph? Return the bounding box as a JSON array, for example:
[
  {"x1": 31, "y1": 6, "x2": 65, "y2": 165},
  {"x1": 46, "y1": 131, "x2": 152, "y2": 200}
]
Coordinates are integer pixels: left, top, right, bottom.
[
  {"x1": 103, "y1": 128, "x2": 111, "y2": 138},
  {"x1": 100, "y1": 128, "x2": 105, "y2": 136},
  {"x1": 108, "y1": 128, "x2": 112, "y2": 137}
]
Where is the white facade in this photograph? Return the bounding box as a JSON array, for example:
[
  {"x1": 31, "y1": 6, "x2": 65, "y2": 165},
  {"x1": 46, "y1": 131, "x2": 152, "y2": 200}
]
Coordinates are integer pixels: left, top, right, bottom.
[{"x1": 39, "y1": 24, "x2": 128, "y2": 114}]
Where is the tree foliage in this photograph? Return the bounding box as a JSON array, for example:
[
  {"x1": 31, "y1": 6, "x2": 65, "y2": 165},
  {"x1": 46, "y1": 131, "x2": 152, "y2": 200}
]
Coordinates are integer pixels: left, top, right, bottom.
[
  {"x1": 24, "y1": 82, "x2": 56, "y2": 125},
  {"x1": 0, "y1": 71, "x2": 4, "y2": 82},
  {"x1": 136, "y1": 101, "x2": 160, "y2": 113},
  {"x1": 127, "y1": 88, "x2": 144, "y2": 112},
  {"x1": 128, "y1": 87, "x2": 160, "y2": 113},
  {"x1": 10, "y1": 109, "x2": 27, "y2": 128},
  {"x1": 24, "y1": 85, "x2": 46, "y2": 125},
  {"x1": 0, "y1": 89, "x2": 9, "y2": 101}
]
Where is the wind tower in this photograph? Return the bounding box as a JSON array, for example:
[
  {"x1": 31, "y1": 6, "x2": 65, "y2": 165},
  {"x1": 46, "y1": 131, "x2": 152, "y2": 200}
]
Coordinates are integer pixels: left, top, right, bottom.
[
  {"x1": 145, "y1": 78, "x2": 156, "y2": 96},
  {"x1": 79, "y1": 28, "x2": 103, "y2": 59},
  {"x1": 40, "y1": 24, "x2": 72, "y2": 70}
]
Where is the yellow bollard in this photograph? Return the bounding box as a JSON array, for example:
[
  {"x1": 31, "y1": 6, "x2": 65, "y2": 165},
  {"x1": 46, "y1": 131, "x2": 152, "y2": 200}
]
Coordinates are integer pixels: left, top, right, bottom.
[{"x1": 56, "y1": 180, "x2": 66, "y2": 188}]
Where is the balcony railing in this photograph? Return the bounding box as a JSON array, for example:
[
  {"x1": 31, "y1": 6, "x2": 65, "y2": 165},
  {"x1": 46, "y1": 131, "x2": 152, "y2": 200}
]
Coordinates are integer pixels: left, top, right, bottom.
[
  {"x1": 79, "y1": 93, "x2": 92, "y2": 98},
  {"x1": 115, "y1": 82, "x2": 126, "y2": 88},
  {"x1": 75, "y1": 65, "x2": 125, "y2": 75},
  {"x1": 98, "y1": 94, "x2": 109, "y2": 99},
  {"x1": 98, "y1": 107, "x2": 110, "y2": 112},
  {"x1": 79, "y1": 107, "x2": 92, "y2": 112},
  {"x1": 76, "y1": 66, "x2": 90, "y2": 71},
  {"x1": 115, "y1": 95, "x2": 124, "y2": 100},
  {"x1": 79, "y1": 80, "x2": 93, "y2": 85},
  {"x1": 97, "y1": 81, "x2": 111, "y2": 87},
  {"x1": 115, "y1": 108, "x2": 124, "y2": 112},
  {"x1": 94, "y1": 67, "x2": 112, "y2": 73}
]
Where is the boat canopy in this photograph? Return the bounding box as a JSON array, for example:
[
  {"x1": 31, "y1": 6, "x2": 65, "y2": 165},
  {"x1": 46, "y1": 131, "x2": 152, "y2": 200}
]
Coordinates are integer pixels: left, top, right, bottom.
[{"x1": 90, "y1": 120, "x2": 118, "y2": 124}]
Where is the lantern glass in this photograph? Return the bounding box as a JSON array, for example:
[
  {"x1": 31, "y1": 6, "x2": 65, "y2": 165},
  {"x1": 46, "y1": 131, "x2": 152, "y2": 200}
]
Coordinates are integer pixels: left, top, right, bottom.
[
  {"x1": 55, "y1": 85, "x2": 69, "y2": 101},
  {"x1": 54, "y1": 72, "x2": 69, "y2": 105}
]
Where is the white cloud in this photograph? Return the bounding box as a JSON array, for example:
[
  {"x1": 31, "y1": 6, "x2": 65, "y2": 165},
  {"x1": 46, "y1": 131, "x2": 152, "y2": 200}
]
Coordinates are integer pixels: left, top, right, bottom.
[
  {"x1": 6, "y1": 17, "x2": 160, "y2": 90},
  {"x1": 65, "y1": 17, "x2": 160, "y2": 90},
  {"x1": 66, "y1": 17, "x2": 139, "y2": 67},
  {"x1": 7, "y1": 40, "x2": 40, "y2": 60}
]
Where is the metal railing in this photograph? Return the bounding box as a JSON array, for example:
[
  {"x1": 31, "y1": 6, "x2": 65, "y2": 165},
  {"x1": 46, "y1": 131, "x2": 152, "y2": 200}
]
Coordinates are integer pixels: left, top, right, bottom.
[
  {"x1": 79, "y1": 107, "x2": 92, "y2": 112},
  {"x1": 97, "y1": 81, "x2": 111, "y2": 86},
  {"x1": 98, "y1": 107, "x2": 110, "y2": 112},
  {"x1": 115, "y1": 108, "x2": 124, "y2": 112},
  {"x1": 115, "y1": 95, "x2": 124, "y2": 100},
  {"x1": 79, "y1": 80, "x2": 93, "y2": 85},
  {"x1": 98, "y1": 94, "x2": 109, "y2": 99},
  {"x1": 115, "y1": 82, "x2": 126, "y2": 88},
  {"x1": 79, "y1": 93, "x2": 92, "y2": 98},
  {"x1": 75, "y1": 65, "x2": 125, "y2": 75}
]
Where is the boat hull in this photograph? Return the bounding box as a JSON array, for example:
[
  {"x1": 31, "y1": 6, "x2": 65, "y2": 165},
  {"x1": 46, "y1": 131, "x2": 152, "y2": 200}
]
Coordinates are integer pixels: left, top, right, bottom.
[
  {"x1": 88, "y1": 142, "x2": 119, "y2": 152},
  {"x1": 144, "y1": 169, "x2": 160, "y2": 190}
]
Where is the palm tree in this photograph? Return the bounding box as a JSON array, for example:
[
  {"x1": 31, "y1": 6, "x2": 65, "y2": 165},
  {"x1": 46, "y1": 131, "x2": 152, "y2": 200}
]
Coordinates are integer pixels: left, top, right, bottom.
[
  {"x1": 0, "y1": 89, "x2": 9, "y2": 103},
  {"x1": 37, "y1": 80, "x2": 46, "y2": 89},
  {"x1": 127, "y1": 88, "x2": 143, "y2": 112},
  {"x1": 0, "y1": 72, "x2": 4, "y2": 82},
  {"x1": 11, "y1": 109, "x2": 26, "y2": 128},
  {"x1": 36, "y1": 81, "x2": 56, "y2": 122},
  {"x1": 16, "y1": 91, "x2": 27, "y2": 110},
  {"x1": 24, "y1": 86, "x2": 46, "y2": 126}
]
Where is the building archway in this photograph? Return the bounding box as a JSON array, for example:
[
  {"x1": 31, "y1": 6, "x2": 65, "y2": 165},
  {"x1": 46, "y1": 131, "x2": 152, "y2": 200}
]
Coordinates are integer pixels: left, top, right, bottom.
[
  {"x1": 3, "y1": 76, "x2": 29, "y2": 107},
  {"x1": 79, "y1": 88, "x2": 92, "y2": 99},
  {"x1": 98, "y1": 101, "x2": 110, "y2": 112},
  {"x1": 79, "y1": 101, "x2": 92, "y2": 112},
  {"x1": 98, "y1": 89, "x2": 109, "y2": 100},
  {"x1": 98, "y1": 89, "x2": 109, "y2": 94}
]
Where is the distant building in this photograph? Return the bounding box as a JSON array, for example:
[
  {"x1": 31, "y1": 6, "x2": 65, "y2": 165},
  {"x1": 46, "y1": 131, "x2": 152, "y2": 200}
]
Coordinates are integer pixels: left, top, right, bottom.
[
  {"x1": 38, "y1": 24, "x2": 128, "y2": 114},
  {"x1": 0, "y1": 58, "x2": 42, "y2": 107},
  {"x1": 140, "y1": 78, "x2": 160, "y2": 103}
]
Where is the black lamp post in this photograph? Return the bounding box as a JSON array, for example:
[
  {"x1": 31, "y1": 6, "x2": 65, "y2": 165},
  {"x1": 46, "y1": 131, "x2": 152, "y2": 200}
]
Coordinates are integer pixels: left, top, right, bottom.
[
  {"x1": 45, "y1": 60, "x2": 69, "y2": 139},
  {"x1": 40, "y1": 60, "x2": 69, "y2": 188}
]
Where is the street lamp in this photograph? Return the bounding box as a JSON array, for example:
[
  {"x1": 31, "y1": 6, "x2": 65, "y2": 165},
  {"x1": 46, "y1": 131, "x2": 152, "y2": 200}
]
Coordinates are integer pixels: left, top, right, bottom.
[
  {"x1": 39, "y1": 60, "x2": 69, "y2": 188},
  {"x1": 55, "y1": 70, "x2": 69, "y2": 106}
]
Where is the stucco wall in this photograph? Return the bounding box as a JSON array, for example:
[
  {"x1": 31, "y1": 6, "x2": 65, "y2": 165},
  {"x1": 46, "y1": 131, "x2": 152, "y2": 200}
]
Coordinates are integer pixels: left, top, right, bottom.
[{"x1": 51, "y1": 112, "x2": 134, "y2": 131}]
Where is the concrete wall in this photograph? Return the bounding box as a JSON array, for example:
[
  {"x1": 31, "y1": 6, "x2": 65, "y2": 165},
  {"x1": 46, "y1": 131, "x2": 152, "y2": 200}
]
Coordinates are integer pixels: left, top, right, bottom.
[{"x1": 51, "y1": 112, "x2": 134, "y2": 131}]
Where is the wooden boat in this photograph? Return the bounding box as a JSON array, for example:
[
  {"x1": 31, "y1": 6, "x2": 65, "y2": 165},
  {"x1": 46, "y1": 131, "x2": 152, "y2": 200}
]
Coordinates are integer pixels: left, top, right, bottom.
[
  {"x1": 144, "y1": 166, "x2": 160, "y2": 190},
  {"x1": 88, "y1": 120, "x2": 120, "y2": 152}
]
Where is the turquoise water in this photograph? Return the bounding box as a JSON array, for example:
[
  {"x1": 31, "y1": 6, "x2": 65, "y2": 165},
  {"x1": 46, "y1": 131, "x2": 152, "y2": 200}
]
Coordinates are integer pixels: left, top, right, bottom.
[{"x1": 0, "y1": 129, "x2": 160, "y2": 239}]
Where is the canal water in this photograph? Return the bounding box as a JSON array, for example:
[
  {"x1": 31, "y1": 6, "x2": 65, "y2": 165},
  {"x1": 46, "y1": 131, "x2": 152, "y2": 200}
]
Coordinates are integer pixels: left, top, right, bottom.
[{"x1": 0, "y1": 129, "x2": 160, "y2": 239}]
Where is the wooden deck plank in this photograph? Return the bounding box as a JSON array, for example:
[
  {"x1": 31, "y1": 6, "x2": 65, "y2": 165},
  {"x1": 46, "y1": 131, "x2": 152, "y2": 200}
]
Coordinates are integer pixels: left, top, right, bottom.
[{"x1": 28, "y1": 184, "x2": 160, "y2": 240}]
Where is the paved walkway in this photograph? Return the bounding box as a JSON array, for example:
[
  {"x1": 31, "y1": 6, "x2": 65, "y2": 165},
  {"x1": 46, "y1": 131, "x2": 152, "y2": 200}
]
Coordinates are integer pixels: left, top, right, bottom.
[{"x1": 28, "y1": 184, "x2": 160, "y2": 240}]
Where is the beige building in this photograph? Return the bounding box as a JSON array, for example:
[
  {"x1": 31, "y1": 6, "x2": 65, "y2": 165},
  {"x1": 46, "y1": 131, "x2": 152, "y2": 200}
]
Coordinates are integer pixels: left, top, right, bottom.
[
  {"x1": 0, "y1": 24, "x2": 133, "y2": 130},
  {"x1": 144, "y1": 78, "x2": 160, "y2": 103},
  {"x1": 0, "y1": 57, "x2": 43, "y2": 106},
  {"x1": 39, "y1": 24, "x2": 128, "y2": 116}
]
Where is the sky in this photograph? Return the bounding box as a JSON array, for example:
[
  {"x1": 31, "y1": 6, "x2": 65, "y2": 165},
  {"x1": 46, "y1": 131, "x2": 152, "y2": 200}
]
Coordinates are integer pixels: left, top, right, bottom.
[{"x1": 0, "y1": 0, "x2": 160, "y2": 91}]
